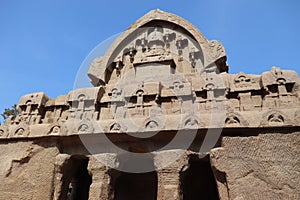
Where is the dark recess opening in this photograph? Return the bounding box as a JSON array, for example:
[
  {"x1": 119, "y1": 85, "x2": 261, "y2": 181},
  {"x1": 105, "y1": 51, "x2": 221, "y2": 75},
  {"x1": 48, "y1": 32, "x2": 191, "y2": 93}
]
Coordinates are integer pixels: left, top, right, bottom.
[
  {"x1": 180, "y1": 156, "x2": 219, "y2": 200},
  {"x1": 60, "y1": 156, "x2": 92, "y2": 200},
  {"x1": 113, "y1": 171, "x2": 158, "y2": 200},
  {"x1": 110, "y1": 154, "x2": 157, "y2": 200}
]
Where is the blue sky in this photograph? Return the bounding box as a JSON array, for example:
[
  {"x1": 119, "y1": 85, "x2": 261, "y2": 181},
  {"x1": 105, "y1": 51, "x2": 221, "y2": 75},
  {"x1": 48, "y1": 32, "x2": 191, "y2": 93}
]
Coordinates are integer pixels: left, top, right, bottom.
[{"x1": 0, "y1": 0, "x2": 299, "y2": 121}]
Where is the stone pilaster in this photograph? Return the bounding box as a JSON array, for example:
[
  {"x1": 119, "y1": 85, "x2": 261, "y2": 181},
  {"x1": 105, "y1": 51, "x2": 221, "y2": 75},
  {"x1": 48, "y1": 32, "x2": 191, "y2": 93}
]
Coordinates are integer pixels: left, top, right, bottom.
[
  {"x1": 87, "y1": 155, "x2": 112, "y2": 200},
  {"x1": 154, "y1": 150, "x2": 189, "y2": 200}
]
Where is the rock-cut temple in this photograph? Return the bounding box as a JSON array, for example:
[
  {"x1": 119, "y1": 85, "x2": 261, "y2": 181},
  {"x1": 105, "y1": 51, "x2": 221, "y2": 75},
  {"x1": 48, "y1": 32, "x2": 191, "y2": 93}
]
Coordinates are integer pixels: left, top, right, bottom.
[{"x1": 0, "y1": 9, "x2": 299, "y2": 200}]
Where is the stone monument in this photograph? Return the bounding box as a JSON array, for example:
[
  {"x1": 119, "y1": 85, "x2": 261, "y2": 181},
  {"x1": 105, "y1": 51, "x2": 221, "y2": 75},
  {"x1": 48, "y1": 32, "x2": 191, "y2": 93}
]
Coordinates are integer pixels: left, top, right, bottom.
[{"x1": 0, "y1": 9, "x2": 299, "y2": 200}]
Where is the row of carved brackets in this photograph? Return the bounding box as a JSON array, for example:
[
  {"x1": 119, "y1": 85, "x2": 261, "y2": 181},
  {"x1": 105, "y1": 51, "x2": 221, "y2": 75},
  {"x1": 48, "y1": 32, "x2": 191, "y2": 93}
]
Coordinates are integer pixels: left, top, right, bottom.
[{"x1": 1, "y1": 108, "x2": 299, "y2": 139}]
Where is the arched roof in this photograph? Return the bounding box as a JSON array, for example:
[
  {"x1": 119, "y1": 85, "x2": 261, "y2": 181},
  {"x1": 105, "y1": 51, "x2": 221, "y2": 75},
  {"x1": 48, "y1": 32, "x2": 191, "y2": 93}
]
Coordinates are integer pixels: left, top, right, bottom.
[{"x1": 88, "y1": 9, "x2": 226, "y2": 86}]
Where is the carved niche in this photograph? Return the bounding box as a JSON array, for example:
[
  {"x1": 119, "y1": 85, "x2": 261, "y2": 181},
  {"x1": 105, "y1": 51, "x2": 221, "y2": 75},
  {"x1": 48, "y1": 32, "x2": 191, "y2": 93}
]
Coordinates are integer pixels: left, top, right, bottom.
[
  {"x1": 225, "y1": 112, "x2": 248, "y2": 127},
  {"x1": 110, "y1": 123, "x2": 122, "y2": 133},
  {"x1": 261, "y1": 110, "x2": 291, "y2": 127},
  {"x1": 182, "y1": 116, "x2": 200, "y2": 129},
  {"x1": 77, "y1": 121, "x2": 94, "y2": 134},
  {"x1": 0, "y1": 126, "x2": 8, "y2": 138},
  {"x1": 48, "y1": 124, "x2": 61, "y2": 135},
  {"x1": 145, "y1": 120, "x2": 159, "y2": 131},
  {"x1": 109, "y1": 121, "x2": 127, "y2": 133},
  {"x1": 12, "y1": 125, "x2": 29, "y2": 137}
]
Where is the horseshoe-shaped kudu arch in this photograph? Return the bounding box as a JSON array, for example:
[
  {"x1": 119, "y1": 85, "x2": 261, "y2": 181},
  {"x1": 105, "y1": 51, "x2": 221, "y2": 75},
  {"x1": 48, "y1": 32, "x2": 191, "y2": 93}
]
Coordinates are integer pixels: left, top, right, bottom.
[{"x1": 1, "y1": 10, "x2": 299, "y2": 200}]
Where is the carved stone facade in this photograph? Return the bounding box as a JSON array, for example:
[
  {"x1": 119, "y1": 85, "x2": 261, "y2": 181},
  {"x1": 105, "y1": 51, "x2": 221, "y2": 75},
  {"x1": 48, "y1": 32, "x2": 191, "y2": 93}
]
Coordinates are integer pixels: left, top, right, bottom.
[{"x1": 0, "y1": 10, "x2": 299, "y2": 200}]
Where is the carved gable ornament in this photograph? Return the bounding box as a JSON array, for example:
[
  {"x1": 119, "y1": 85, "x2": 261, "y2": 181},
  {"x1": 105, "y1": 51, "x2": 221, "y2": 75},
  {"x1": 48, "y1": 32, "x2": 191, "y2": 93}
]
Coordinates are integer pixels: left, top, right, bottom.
[{"x1": 88, "y1": 9, "x2": 227, "y2": 87}]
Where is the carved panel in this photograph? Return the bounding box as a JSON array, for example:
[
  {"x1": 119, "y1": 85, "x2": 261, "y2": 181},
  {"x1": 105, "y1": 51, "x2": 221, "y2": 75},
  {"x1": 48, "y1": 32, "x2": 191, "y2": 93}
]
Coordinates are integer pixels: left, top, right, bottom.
[
  {"x1": 261, "y1": 110, "x2": 292, "y2": 127},
  {"x1": 11, "y1": 125, "x2": 29, "y2": 137},
  {"x1": 145, "y1": 120, "x2": 159, "y2": 131},
  {"x1": 182, "y1": 116, "x2": 200, "y2": 129},
  {"x1": 77, "y1": 121, "x2": 94, "y2": 134},
  {"x1": 110, "y1": 123, "x2": 122, "y2": 133},
  {"x1": 225, "y1": 112, "x2": 248, "y2": 127},
  {"x1": 48, "y1": 124, "x2": 61, "y2": 136}
]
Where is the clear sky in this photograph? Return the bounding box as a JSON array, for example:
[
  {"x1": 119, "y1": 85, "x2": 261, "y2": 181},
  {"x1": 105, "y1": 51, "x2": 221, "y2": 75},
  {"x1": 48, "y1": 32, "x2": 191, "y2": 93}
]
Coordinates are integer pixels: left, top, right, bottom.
[{"x1": 0, "y1": 0, "x2": 299, "y2": 122}]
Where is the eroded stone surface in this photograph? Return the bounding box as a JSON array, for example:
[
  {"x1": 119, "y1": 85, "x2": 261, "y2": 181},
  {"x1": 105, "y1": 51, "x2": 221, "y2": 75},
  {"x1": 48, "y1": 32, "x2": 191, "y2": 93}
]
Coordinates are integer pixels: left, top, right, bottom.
[
  {"x1": 210, "y1": 133, "x2": 300, "y2": 200},
  {"x1": 0, "y1": 141, "x2": 59, "y2": 200}
]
